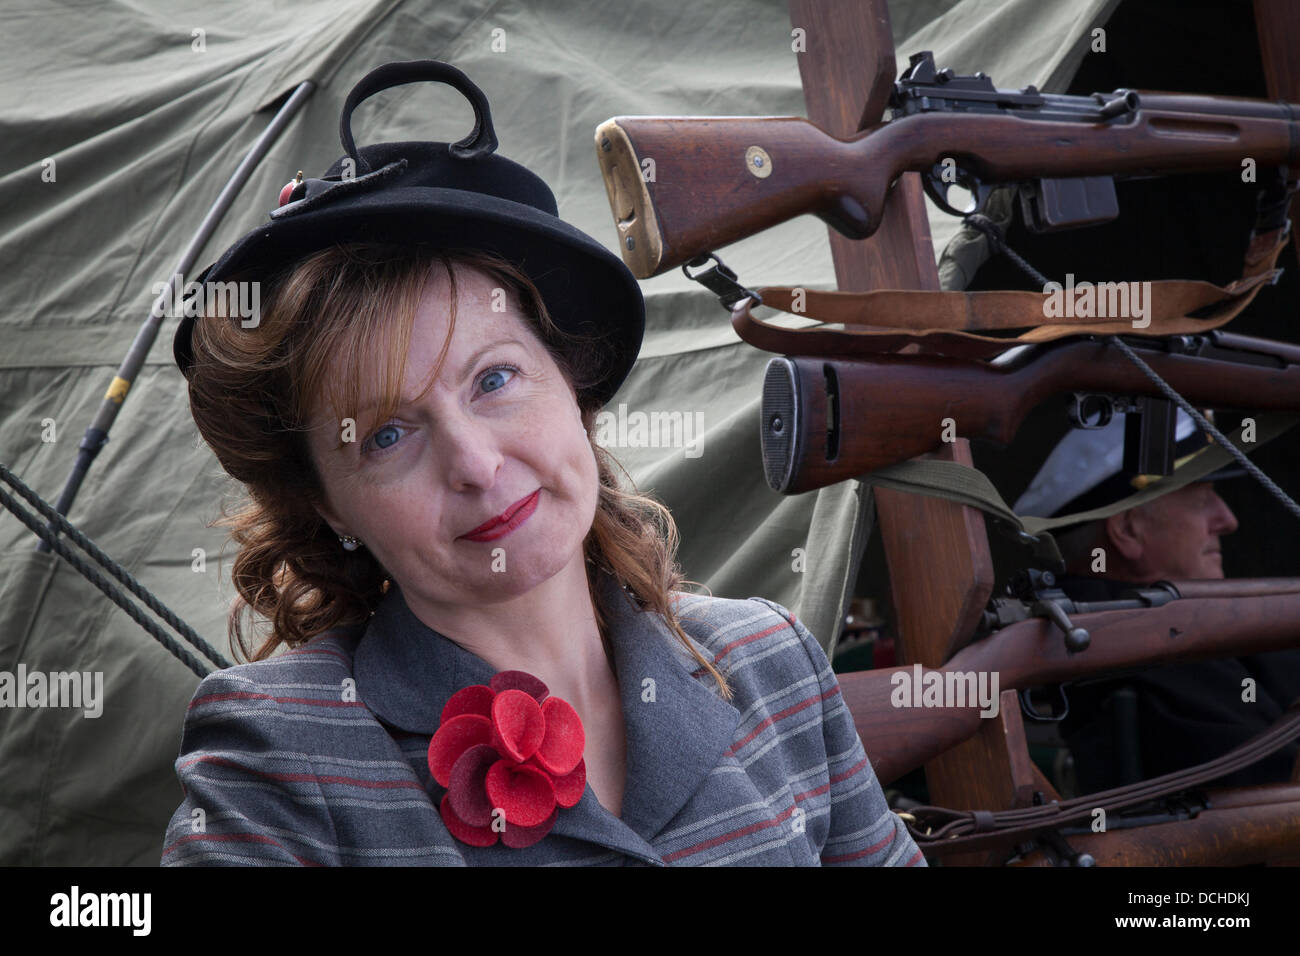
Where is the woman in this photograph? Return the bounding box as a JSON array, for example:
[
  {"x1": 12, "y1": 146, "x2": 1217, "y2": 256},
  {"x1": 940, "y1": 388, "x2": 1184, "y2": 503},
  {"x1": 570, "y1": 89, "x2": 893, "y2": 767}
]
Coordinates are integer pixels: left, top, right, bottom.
[{"x1": 162, "y1": 60, "x2": 922, "y2": 866}]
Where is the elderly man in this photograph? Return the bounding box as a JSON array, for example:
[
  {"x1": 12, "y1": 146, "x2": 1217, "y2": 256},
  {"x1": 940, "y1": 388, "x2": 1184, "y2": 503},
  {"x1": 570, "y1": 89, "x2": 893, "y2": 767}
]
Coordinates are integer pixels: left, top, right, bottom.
[{"x1": 1014, "y1": 410, "x2": 1300, "y2": 792}]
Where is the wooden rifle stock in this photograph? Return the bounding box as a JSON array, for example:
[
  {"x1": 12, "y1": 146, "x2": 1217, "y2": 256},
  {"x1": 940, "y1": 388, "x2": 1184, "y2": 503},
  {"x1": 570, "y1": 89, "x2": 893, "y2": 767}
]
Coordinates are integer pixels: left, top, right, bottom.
[
  {"x1": 761, "y1": 335, "x2": 1300, "y2": 494},
  {"x1": 595, "y1": 94, "x2": 1300, "y2": 278},
  {"x1": 841, "y1": 582, "x2": 1300, "y2": 785}
]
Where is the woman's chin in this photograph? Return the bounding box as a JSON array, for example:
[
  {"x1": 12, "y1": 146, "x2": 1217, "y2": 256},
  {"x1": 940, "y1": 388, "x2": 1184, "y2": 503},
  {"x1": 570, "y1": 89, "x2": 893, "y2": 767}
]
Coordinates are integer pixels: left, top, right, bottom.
[{"x1": 453, "y1": 550, "x2": 583, "y2": 603}]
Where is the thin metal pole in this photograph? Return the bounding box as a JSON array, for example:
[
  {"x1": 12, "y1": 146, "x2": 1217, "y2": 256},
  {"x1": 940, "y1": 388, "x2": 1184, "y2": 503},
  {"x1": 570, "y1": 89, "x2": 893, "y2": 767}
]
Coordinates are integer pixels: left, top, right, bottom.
[{"x1": 36, "y1": 80, "x2": 316, "y2": 551}]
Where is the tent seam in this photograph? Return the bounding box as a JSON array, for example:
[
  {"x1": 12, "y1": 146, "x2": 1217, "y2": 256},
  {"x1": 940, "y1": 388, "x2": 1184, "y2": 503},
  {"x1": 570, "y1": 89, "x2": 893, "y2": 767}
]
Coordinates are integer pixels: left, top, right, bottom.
[{"x1": 108, "y1": 62, "x2": 267, "y2": 322}]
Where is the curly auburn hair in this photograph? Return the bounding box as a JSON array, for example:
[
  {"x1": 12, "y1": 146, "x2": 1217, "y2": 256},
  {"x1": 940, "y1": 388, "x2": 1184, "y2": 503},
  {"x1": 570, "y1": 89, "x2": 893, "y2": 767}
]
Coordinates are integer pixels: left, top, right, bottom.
[{"x1": 185, "y1": 243, "x2": 729, "y2": 698}]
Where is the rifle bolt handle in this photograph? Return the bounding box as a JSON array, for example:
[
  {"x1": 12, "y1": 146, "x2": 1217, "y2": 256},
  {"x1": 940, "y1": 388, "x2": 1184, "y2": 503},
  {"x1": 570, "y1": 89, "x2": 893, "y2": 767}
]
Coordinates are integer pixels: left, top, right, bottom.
[{"x1": 1065, "y1": 627, "x2": 1091, "y2": 652}]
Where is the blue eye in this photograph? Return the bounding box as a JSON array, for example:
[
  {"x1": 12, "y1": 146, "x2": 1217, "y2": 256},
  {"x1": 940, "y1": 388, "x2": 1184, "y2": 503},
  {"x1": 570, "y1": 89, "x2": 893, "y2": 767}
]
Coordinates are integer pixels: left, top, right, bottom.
[
  {"x1": 364, "y1": 423, "x2": 403, "y2": 454},
  {"x1": 480, "y1": 366, "x2": 516, "y2": 394}
]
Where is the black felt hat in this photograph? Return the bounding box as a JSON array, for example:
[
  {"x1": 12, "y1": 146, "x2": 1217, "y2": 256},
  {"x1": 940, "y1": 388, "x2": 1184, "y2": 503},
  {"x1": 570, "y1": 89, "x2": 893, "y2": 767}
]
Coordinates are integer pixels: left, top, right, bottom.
[{"x1": 172, "y1": 59, "x2": 644, "y2": 407}]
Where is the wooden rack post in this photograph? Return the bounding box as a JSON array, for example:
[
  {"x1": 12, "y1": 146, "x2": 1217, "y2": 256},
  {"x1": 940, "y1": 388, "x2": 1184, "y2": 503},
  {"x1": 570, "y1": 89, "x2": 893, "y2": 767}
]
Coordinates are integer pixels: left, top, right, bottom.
[
  {"x1": 786, "y1": 0, "x2": 1045, "y2": 866},
  {"x1": 790, "y1": 0, "x2": 1300, "y2": 866}
]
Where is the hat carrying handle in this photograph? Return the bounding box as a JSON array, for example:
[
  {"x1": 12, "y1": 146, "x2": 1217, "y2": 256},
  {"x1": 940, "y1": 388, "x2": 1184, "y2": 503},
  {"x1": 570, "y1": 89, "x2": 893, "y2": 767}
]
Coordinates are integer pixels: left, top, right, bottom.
[{"x1": 338, "y1": 59, "x2": 499, "y2": 174}]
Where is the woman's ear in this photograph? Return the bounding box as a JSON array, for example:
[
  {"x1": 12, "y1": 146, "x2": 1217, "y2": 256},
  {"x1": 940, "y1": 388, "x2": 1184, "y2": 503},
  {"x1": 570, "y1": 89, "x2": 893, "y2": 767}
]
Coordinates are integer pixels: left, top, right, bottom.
[
  {"x1": 314, "y1": 510, "x2": 345, "y2": 539},
  {"x1": 310, "y1": 491, "x2": 350, "y2": 540}
]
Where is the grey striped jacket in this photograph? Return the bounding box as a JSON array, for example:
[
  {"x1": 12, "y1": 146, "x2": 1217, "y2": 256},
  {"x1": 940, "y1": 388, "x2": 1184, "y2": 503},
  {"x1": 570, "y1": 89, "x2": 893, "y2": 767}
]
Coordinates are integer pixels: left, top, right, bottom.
[{"x1": 161, "y1": 570, "x2": 924, "y2": 866}]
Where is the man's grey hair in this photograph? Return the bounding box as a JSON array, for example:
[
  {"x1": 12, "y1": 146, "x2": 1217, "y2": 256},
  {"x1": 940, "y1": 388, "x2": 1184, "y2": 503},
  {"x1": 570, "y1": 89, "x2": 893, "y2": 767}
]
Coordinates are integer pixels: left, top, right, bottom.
[{"x1": 1053, "y1": 495, "x2": 1170, "y2": 575}]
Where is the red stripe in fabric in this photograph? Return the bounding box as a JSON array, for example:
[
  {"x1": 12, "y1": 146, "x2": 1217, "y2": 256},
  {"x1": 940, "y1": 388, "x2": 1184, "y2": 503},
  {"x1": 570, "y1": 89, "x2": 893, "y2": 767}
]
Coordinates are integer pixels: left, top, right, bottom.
[
  {"x1": 711, "y1": 621, "x2": 789, "y2": 663},
  {"x1": 181, "y1": 755, "x2": 425, "y2": 791},
  {"x1": 726, "y1": 685, "x2": 840, "y2": 756},
  {"x1": 905, "y1": 848, "x2": 925, "y2": 866},
  {"x1": 662, "y1": 805, "x2": 798, "y2": 862},
  {"x1": 829, "y1": 754, "x2": 870, "y2": 785},
  {"x1": 820, "y1": 827, "x2": 897, "y2": 864},
  {"x1": 793, "y1": 782, "x2": 831, "y2": 802},
  {"x1": 791, "y1": 755, "x2": 869, "y2": 802}
]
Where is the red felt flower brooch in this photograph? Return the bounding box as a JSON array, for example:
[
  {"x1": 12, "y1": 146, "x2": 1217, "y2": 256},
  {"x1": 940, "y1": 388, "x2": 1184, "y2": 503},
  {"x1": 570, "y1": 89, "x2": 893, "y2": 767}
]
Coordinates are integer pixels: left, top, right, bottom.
[{"x1": 428, "y1": 670, "x2": 586, "y2": 848}]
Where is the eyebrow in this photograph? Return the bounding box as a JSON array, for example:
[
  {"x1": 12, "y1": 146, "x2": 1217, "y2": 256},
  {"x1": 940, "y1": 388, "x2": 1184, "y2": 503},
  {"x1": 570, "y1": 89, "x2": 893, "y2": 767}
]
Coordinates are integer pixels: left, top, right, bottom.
[
  {"x1": 348, "y1": 337, "x2": 531, "y2": 421},
  {"x1": 458, "y1": 337, "x2": 528, "y2": 382}
]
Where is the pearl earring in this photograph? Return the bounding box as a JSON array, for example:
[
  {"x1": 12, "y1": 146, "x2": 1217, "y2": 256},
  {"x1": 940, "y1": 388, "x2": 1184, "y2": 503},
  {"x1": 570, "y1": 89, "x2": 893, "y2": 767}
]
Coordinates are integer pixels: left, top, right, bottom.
[{"x1": 339, "y1": 535, "x2": 361, "y2": 551}]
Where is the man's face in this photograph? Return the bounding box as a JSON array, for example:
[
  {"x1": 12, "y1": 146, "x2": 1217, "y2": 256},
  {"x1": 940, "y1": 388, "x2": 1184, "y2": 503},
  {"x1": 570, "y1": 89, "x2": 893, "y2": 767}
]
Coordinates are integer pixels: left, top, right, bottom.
[
  {"x1": 305, "y1": 264, "x2": 600, "y2": 622},
  {"x1": 1122, "y1": 482, "x2": 1239, "y2": 580}
]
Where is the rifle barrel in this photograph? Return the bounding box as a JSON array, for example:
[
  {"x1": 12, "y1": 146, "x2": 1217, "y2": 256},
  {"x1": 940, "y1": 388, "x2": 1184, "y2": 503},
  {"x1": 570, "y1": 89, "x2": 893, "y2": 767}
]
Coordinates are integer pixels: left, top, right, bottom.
[
  {"x1": 1171, "y1": 578, "x2": 1300, "y2": 599},
  {"x1": 1213, "y1": 330, "x2": 1300, "y2": 366}
]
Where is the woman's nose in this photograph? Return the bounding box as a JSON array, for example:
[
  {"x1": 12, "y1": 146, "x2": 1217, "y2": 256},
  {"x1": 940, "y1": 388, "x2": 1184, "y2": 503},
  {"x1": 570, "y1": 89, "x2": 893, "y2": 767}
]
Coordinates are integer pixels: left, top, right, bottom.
[{"x1": 436, "y1": 412, "x2": 504, "y2": 491}]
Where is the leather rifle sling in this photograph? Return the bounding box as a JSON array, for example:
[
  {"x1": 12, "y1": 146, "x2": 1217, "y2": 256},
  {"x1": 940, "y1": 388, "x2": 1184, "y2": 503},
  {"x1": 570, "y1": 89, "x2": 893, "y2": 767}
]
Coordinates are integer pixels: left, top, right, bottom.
[
  {"x1": 730, "y1": 223, "x2": 1290, "y2": 360},
  {"x1": 903, "y1": 702, "x2": 1300, "y2": 856}
]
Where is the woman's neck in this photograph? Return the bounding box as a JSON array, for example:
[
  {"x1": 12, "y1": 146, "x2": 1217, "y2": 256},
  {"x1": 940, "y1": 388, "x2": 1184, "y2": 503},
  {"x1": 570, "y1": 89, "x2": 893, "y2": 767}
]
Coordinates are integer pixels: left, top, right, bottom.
[{"x1": 404, "y1": 551, "x2": 617, "y2": 710}]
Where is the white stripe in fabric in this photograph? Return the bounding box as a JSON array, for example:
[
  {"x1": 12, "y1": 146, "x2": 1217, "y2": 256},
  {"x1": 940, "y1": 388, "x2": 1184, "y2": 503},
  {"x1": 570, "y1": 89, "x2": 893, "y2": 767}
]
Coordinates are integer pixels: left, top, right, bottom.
[
  {"x1": 655, "y1": 798, "x2": 775, "y2": 843},
  {"x1": 713, "y1": 635, "x2": 804, "y2": 675},
  {"x1": 204, "y1": 681, "x2": 358, "y2": 693},
  {"x1": 688, "y1": 606, "x2": 780, "y2": 649},
  {"x1": 728, "y1": 672, "x2": 821, "y2": 726},
  {"x1": 540, "y1": 851, "x2": 622, "y2": 866},
  {"x1": 162, "y1": 848, "x2": 291, "y2": 866},
  {"x1": 703, "y1": 832, "x2": 800, "y2": 866},
  {"x1": 187, "y1": 812, "x2": 453, "y2": 860},
  {"x1": 187, "y1": 707, "x2": 379, "y2": 729},
  {"x1": 822, "y1": 815, "x2": 895, "y2": 851},
  {"x1": 179, "y1": 775, "x2": 426, "y2": 807},
  {"x1": 882, "y1": 821, "x2": 914, "y2": 866},
  {"x1": 735, "y1": 712, "x2": 824, "y2": 767},
  {"x1": 207, "y1": 750, "x2": 416, "y2": 772}
]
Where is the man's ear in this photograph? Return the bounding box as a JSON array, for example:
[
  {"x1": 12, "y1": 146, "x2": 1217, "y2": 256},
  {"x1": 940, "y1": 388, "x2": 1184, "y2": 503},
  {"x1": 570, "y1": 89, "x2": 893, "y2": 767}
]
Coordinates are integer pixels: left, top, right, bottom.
[{"x1": 1104, "y1": 508, "x2": 1146, "y2": 563}]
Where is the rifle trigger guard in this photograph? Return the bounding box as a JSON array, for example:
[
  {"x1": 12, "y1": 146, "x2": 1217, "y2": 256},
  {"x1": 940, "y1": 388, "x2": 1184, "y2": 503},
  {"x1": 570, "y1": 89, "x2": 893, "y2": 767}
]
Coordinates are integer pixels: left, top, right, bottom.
[
  {"x1": 922, "y1": 161, "x2": 993, "y2": 218},
  {"x1": 1068, "y1": 392, "x2": 1116, "y2": 429},
  {"x1": 1019, "y1": 684, "x2": 1070, "y2": 723}
]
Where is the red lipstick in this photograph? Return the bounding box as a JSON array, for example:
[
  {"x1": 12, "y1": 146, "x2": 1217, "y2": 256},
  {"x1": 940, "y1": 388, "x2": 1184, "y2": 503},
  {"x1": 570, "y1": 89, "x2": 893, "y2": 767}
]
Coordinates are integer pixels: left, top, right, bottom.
[{"x1": 460, "y1": 490, "x2": 540, "y2": 542}]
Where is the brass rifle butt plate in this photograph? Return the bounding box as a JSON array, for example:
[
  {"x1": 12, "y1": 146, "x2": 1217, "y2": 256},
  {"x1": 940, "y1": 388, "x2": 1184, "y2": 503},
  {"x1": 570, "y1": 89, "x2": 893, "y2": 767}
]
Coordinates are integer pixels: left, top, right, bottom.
[{"x1": 594, "y1": 118, "x2": 663, "y2": 279}]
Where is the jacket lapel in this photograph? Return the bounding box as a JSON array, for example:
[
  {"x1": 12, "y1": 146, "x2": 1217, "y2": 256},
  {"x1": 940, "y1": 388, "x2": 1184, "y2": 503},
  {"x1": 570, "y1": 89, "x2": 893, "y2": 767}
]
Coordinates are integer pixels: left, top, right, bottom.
[
  {"x1": 353, "y1": 582, "x2": 496, "y2": 733},
  {"x1": 352, "y1": 570, "x2": 740, "y2": 860},
  {"x1": 597, "y1": 574, "x2": 741, "y2": 840}
]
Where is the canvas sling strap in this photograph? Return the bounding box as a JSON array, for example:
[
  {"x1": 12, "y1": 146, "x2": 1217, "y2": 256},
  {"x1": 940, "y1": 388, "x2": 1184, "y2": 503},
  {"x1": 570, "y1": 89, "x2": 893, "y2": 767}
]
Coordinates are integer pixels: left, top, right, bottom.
[
  {"x1": 724, "y1": 217, "x2": 1290, "y2": 361},
  {"x1": 898, "y1": 698, "x2": 1300, "y2": 857}
]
